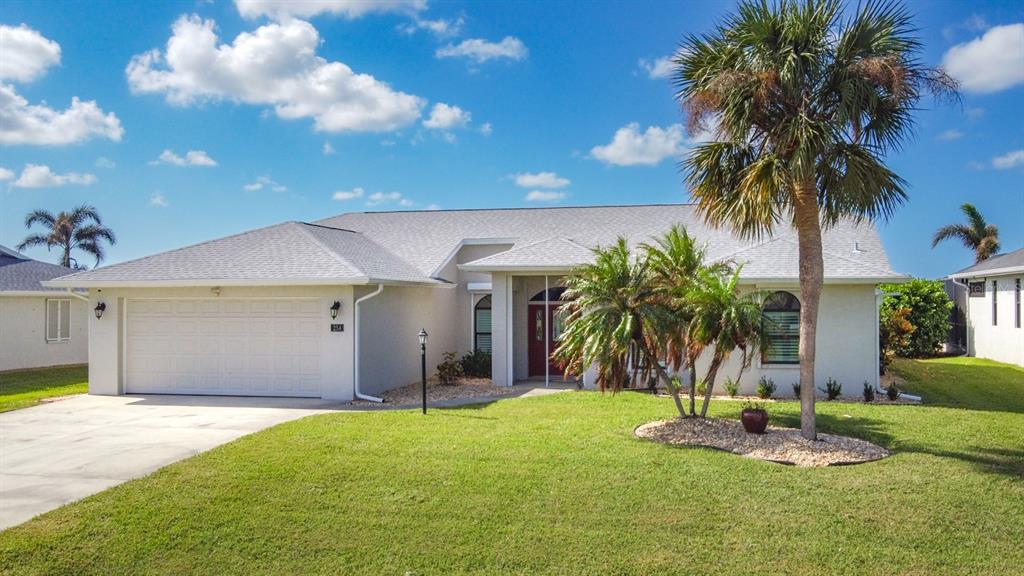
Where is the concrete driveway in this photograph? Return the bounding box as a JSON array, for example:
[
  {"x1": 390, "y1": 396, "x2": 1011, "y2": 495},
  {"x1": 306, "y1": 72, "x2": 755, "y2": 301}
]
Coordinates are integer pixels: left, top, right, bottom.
[{"x1": 0, "y1": 394, "x2": 339, "y2": 530}]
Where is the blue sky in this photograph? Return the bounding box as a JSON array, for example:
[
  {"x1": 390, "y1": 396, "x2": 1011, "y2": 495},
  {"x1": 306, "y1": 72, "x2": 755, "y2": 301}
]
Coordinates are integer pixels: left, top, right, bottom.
[{"x1": 1, "y1": 0, "x2": 1021, "y2": 279}]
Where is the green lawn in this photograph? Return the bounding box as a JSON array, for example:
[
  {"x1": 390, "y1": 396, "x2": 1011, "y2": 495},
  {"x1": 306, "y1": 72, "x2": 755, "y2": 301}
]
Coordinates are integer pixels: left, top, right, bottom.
[
  {"x1": 890, "y1": 356, "x2": 1024, "y2": 412},
  {"x1": 0, "y1": 366, "x2": 88, "y2": 413},
  {"x1": 2, "y1": 359, "x2": 1022, "y2": 575}
]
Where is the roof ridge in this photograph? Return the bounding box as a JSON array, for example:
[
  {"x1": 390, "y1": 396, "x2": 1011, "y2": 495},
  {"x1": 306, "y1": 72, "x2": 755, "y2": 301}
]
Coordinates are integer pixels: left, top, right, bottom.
[
  {"x1": 712, "y1": 235, "x2": 787, "y2": 263},
  {"x1": 292, "y1": 223, "x2": 367, "y2": 279}
]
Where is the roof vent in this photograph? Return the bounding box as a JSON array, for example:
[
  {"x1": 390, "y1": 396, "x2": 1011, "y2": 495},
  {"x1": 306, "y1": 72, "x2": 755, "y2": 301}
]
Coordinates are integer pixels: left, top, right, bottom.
[{"x1": 852, "y1": 241, "x2": 866, "y2": 254}]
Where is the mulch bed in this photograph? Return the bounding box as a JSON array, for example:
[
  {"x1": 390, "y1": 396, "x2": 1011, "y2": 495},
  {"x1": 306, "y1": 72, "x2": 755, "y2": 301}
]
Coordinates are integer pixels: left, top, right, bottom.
[
  {"x1": 635, "y1": 417, "x2": 890, "y2": 467},
  {"x1": 351, "y1": 377, "x2": 513, "y2": 407}
]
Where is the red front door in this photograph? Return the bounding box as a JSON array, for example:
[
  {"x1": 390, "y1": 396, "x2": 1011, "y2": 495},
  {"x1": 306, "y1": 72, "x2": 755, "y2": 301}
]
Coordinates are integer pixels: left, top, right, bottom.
[{"x1": 528, "y1": 304, "x2": 563, "y2": 377}]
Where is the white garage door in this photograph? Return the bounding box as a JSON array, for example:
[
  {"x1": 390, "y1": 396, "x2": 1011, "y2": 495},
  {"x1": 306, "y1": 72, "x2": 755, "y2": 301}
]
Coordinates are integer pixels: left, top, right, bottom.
[{"x1": 126, "y1": 298, "x2": 322, "y2": 397}]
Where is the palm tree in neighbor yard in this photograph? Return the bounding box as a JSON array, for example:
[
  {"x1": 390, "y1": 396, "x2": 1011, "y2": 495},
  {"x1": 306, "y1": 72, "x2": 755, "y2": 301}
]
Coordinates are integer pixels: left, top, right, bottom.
[
  {"x1": 675, "y1": 0, "x2": 957, "y2": 439},
  {"x1": 931, "y1": 203, "x2": 1000, "y2": 263},
  {"x1": 17, "y1": 205, "x2": 116, "y2": 269}
]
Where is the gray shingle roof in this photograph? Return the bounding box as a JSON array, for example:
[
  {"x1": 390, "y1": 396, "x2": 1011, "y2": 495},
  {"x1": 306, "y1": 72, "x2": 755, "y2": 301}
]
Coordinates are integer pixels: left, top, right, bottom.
[
  {"x1": 949, "y1": 247, "x2": 1024, "y2": 278},
  {"x1": 47, "y1": 204, "x2": 905, "y2": 287},
  {"x1": 0, "y1": 245, "x2": 76, "y2": 293}
]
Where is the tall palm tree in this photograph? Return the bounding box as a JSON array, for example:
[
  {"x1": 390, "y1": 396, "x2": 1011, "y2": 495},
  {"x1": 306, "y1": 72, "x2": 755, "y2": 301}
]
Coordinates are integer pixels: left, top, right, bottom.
[
  {"x1": 17, "y1": 205, "x2": 116, "y2": 269},
  {"x1": 686, "y1": 267, "x2": 765, "y2": 417},
  {"x1": 675, "y1": 0, "x2": 956, "y2": 439},
  {"x1": 554, "y1": 238, "x2": 689, "y2": 417},
  {"x1": 931, "y1": 203, "x2": 999, "y2": 263}
]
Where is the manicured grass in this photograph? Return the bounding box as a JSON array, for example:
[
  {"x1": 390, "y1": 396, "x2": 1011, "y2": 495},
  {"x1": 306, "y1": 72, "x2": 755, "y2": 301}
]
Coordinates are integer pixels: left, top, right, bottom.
[
  {"x1": 890, "y1": 356, "x2": 1024, "y2": 413},
  {"x1": 0, "y1": 366, "x2": 88, "y2": 413},
  {"x1": 2, "y1": 361, "x2": 1022, "y2": 575}
]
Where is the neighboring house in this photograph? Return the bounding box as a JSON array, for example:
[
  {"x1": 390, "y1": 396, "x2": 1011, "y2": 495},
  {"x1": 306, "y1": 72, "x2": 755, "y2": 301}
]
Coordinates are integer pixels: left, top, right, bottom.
[
  {"x1": 46, "y1": 205, "x2": 907, "y2": 400},
  {"x1": 0, "y1": 245, "x2": 88, "y2": 372},
  {"x1": 948, "y1": 247, "x2": 1024, "y2": 367}
]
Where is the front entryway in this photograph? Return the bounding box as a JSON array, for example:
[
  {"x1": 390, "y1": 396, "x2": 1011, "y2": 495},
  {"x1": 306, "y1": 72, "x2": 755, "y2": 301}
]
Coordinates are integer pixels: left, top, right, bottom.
[{"x1": 527, "y1": 287, "x2": 566, "y2": 377}]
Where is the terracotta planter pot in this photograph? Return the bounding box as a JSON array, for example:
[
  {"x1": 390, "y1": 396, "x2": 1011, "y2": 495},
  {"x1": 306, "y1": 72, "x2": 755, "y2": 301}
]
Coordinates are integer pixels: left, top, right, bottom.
[{"x1": 741, "y1": 409, "x2": 768, "y2": 434}]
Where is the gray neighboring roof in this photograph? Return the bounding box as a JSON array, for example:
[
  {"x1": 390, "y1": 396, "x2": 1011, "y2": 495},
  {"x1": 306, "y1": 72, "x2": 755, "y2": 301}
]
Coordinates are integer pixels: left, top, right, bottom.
[
  {"x1": 0, "y1": 245, "x2": 77, "y2": 294},
  {"x1": 949, "y1": 247, "x2": 1024, "y2": 279},
  {"x1": 46, "y1": 204, "x2": 906, "y2": 288}
]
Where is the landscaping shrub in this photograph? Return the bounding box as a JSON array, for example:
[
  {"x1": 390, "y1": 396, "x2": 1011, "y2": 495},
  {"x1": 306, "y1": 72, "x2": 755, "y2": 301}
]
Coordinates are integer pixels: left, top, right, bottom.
[
  {"x1": 437, "y1": 352, "x2": 464, "y2": 385},
  {"x1": 756, "y1": 376, "x2": 775, "y2": 399},
  {"x1": 459, "y1": 350, "x2": 491, "y2": 378},
  {"x1": 885, "y1": 382, "x2": 900, "y2": 401},
  {"x1": 695, "y1": 379, "x2": 708, "y2": 396},
  {"x1": 724, "y1": 377, "x2": 739, "y2": 397},
  {"x1": 880, "y1": 279, "x2": 953, "y2": 358},
  {"x1": 791, "y1": 382, "x2": 800, "y2": 397},
  {"x1": 819, "y1": 378, "x2": 842, "y2": 400},
  {"x1": 862, "y1": 381, "x2": 875, "y2": 403},
  {"x1": 879, "y1": 306, "x2": 915, "y2": 373}
]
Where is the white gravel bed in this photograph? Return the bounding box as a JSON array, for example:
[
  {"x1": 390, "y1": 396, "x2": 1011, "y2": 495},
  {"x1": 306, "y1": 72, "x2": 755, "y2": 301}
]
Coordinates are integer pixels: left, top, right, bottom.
[
  {"x1": 351, "y1": 378, "x2": 514, "y2": 407},
  {"x1": 635, "y1": 417, "x2": 890, "y2": 467}
]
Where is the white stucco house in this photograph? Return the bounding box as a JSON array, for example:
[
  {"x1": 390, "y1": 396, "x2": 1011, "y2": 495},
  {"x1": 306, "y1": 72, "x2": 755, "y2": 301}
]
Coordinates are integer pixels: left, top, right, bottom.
[
  {"x1": 45, "y1": 204, "x2": 907, "y2": 400},
  {"x1": 948, "y1": 247, "x2": 1024, "y2": 367},
  {"x1": 0, "y1": 245, "x2": 88, "y2": 372}
]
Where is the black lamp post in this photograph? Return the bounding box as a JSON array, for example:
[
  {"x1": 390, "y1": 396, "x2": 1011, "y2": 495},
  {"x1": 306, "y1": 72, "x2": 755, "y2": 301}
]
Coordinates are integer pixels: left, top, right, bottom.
[{"x1": 418, "y1": 328, "x2": 428, "y2": 414}]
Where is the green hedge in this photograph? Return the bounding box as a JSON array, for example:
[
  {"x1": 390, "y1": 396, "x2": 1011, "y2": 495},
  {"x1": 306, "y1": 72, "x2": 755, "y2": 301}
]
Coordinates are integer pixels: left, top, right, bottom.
[{"x1": 880, "y1": 279, "x2": 952, "y2": 358}]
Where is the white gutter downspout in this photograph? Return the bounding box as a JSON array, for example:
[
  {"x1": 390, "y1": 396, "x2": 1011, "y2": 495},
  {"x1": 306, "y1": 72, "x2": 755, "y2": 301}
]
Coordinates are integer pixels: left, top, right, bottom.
[{"x1": 354, "y1": 283, "x2": 385, "y2": 402}]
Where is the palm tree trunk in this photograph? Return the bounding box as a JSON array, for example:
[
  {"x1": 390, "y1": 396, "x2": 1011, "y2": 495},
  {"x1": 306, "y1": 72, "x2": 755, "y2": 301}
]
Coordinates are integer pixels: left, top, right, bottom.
[
  {"x1": 698, "y1": 356, "x2": 722, "y2": 418},
  {"x1": 62, "y1": 243, "x2": 72, "y2": 268},
  {"x1": 688, "y1": 361, "x2": 697, "y2": 416},
  {"x1": 793, "y1": 180, "x2": 822, "y2": 441},
  {"x1": 650, "y1": 354, "x2": 686, "y2": 418}
]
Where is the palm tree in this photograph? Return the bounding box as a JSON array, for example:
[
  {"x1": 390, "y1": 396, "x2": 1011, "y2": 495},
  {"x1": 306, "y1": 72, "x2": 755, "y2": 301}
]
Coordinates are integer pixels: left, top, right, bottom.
[
  {"x1": 675, "y1": 0, "x2": 956, "y2": 439},
  {"x1": 642, "y1": 225, "x2": 728, "y2": 416},
  {"x1": 686, "y1": 267, "x2": 765, "y2": 417},
  {"x1": 17, "y1": 205, "x2": 116, "y2": 269},
  {"x1": 931, "y1": 203, "x2": 999, "y2": 263},
  {"x1": 554, "y1": 238, "x2": 689, "y2": 417}
]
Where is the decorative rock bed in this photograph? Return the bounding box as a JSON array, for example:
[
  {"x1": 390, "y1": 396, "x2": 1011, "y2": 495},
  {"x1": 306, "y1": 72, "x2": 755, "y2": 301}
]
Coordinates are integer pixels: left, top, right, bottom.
[
  {"x1": 635, "y1": 417, "x2": 890, "y2": 467},
  {"x1": 352, "y1": 378, "x2": 514, "y2": 407}
]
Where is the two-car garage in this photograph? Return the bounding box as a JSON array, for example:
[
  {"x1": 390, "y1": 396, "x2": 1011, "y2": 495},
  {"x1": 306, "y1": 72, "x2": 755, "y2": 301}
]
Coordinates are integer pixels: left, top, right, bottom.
[{"x1": 124, "y1": 298, "x2": 324, "y2": 397}]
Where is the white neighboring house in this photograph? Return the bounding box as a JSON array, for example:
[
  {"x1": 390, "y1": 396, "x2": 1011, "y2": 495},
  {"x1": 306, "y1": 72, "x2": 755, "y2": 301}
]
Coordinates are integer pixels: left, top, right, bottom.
[
  {"x1": 45, "y1": 205, "x2": 908, "y2": 400},
  {"x1": 0, "y1": 245, "x2": 88, "y2": 372},
  {"x1": 948, "y1": 247, "x2": 1024, "y2": 367}
]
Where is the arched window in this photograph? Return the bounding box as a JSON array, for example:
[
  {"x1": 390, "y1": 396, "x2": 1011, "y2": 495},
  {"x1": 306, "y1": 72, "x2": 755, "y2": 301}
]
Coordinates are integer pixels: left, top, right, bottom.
[
  {"x1": 474, "y1": 295, "x2": 492, "y2": 353},
  {"x1": 763, "y1": 291, "x2": 800, "y2": 364},
  {"x1": 529, "y1": 287, "x2": 567, "y2": 302}
]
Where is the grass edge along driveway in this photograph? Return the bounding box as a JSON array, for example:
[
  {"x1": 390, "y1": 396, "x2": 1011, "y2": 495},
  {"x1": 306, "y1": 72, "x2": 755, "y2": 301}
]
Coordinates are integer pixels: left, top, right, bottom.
[{"x1": 0, "y1": 365, "x2": 87, "y2": 413}]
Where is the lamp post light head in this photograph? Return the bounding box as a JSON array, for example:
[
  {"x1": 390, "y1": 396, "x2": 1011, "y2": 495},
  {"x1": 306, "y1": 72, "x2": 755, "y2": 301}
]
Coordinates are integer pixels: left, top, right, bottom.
[
  {"x1": 330, "y1": 301, "x2": 341, "y2": 320},
  {"x1": 94, "y1": 302, "x2": 106, "y2": 319},
  {"x1": 418, "y1": 328, "x2": 428, "y2": 348}
]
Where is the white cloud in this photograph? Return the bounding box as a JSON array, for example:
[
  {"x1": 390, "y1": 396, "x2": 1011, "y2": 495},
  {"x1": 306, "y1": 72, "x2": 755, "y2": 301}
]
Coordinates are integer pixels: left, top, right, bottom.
[
  {"x1": 150, "y1": 192, "x2": 168, "y2": 207},
  {"x1": 0, "y1": 167, "x2": 14, "y2": 180},
  {"x1": 525, "y1": 190, "x2": 566, "y2": 202},
  {"x1": 992, "y1": 149, "x2": 1024, "y2": 170},
  {"x1": 965, "y1": 107, "x2": 985, "y2": 120},
  {"x1": 942, "y1": 23, "x2": 1024, "y2": 93},
  {"x1": 590, "y1": 122, "x2": 686, "y2": 166},
  {"x1": 10, "y1": 164, "x2": 96, "y2": 188},
  {"x1": 513, "y1": 171, "x2": 570, "y2": 189},
  {"x1": 942, "y1": 14, "x2": 989, "y2": 41},
  {"x1": 323, "y1": 141, "x2": 335, "y2": 155},
  {"x1": 0, "y1": 24, "x2": 61, "y2": 82},
  {"x1": 937, "y1": 129, "x2": 964, "y2": 141},
  {"x1": 425, "y1": 203, "x2": 441, "y2": 210},
  {"x1": 479, "y1": 122, "x2": 492, "y2": 136},
  {"x1": 94, "y1": 156, "x2": 116, "y2": 168},
  {"x1": 149, "y1": 149, "x2": 218, "y2": 167},
  {"x1": 399, "y1": 16, "x2": 463, "y2": 37},
  {"x1": 244, "y1": 175, "x2": 287, "y2": 192},
  {"x1": 423, "y1": 102, "x2": 470, "y2": 129},
  {"x1": 436, "y1": 36, "x2": 527, "y2": 64},
  {"x1": 235, "y1": 0, "x2": 426, "y2": 20},
  {"x1": 332, "y1": 186, "x2": 365, "y2": 200},
  {"x1": 0, "y1": 25, "x2": 122, "y2": 146},
  {"x1": 126, "y1": 15, "x2": 425, "y2": 133},
  {"x1": 638, "y1": 55, "x2": 674, "y2": 79},
  {"x1": 367, "y1": 191, "x2": 402, "y2": 205},
  {"x1": 0, "y1": 84, "x2": 123, "y2": 146}
]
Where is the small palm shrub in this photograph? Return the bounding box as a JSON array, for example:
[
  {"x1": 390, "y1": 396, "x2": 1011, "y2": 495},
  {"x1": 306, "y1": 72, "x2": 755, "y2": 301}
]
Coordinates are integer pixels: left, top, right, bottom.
[
  {"x1": 437, "y1": 352, "x2": 464, "y2": 385},
  {"x1": 862, "y1": 381, "x2": 875, "y2": 403},
  {"x1": 791, "y1": 382, "x2": 801, "y2": 397},
  {"x1": 695, "y1": 379, "x2": 708, "y2": 396},
  {"x1": 885, "y1": 382, "x2": 900, "y2": 401},
  {"x1": 724, "y1": 377, "x2": 739, "y2": 397},
  {"x1": 459, "y1": 350, "x2": 491, "y2": 378},
  {"x1": 756, "y1": 376, "x2": 775, "y2": 399},
  {"x1": 819, "y1": 378, "x2": 842, "y2": 401}
]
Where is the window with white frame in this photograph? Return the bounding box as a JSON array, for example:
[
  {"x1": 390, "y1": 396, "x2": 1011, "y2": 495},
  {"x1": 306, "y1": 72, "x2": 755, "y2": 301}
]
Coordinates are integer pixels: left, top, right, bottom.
[
  {"x1": 46, "y1": 299, "x2": 71, "y2": 342},
  {"x1": 762, "y1": 291, "x2": 800, "y2": 364},
  {"x1": 474, "y1": 295, "x2": 492, "y2": 353}
]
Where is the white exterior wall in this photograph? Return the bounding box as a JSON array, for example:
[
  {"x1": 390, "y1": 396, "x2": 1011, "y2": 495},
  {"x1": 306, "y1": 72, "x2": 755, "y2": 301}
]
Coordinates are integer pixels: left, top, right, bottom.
[
  {"x1": 692, "y1": 284, "x2": 879, "y2": 397},
  {"x1": 85, "y1": 285, "x2": 355, "y2": 400},
  {"x1": 0, "y1": 295, "x2": 89, "y2": 372},
  {"x1": 966, "y1": 274, "x2": 1023, "y2": 367},
  {"x1": 491, "y1": 272, "x2": 513, "y2": 386},
  {"x1": 454, "y1": 244, "x2": 511, "y2": 353}
]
